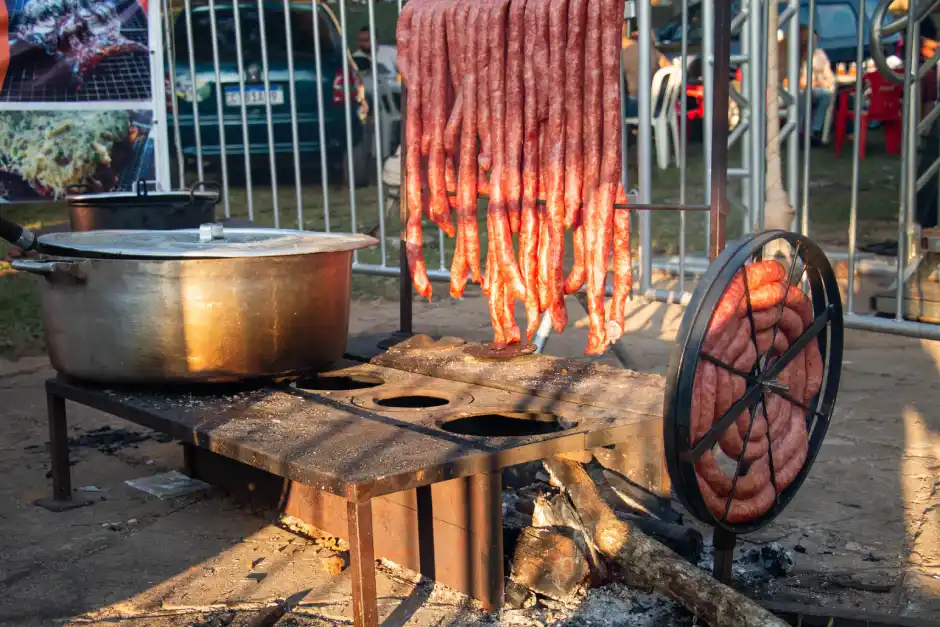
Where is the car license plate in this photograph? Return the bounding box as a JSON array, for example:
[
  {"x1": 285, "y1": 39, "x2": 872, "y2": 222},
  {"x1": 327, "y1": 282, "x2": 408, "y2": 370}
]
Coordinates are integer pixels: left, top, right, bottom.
[{"x1": 225, "y1": 86, "x2": 284, "y2": 107}]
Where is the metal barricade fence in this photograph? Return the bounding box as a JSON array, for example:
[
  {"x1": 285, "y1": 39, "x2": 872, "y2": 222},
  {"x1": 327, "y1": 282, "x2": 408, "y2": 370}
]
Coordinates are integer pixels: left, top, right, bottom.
[{"x1": 159, "y1": 0, "x2": 940, "y2": 342}]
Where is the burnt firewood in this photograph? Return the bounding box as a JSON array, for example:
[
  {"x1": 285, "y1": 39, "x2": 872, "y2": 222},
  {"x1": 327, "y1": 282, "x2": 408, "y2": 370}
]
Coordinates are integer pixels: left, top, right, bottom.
[
  {"x1": 543, "y1": 457, "x2": 788, "y2": 627},
  {"x1": 510, "y1": 526, "x2": 590, "y2": 602}
]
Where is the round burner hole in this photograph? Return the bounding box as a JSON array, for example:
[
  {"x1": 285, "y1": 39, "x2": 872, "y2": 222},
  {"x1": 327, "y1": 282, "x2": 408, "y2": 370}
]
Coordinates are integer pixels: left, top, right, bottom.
[
  {"x1": 295, "y1": 374, "x2": 384, "y2": 392},
  {"x1": 439, "y1": 412, "x2": 574, "y2": 437},
  {"x1": 375, "y1": 394, "x2": 451, "y2": 409}
]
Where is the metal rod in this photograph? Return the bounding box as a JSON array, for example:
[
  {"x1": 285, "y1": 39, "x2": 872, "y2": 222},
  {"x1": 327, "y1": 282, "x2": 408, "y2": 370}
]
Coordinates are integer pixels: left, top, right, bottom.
[
  {"x1": 801, "y1": 0, "x2": 817, "y2": 236},
  {"x1": 283, "y1": 0, "x2": 305, "y2": 229},
  {"x1": 844, "y1": 312, "x2": 940, "y2": 340},
  {"x1": 339, "y1": 0, "x2": 359, "y2": 258},
  {"x1": 897, "y1": 5, "x2": 920, "y2": 320},
  {"x1": 709, "y1": 0, "x2": 732, "y2": 260},
  {"x1": 256, "y1": 0, "x2": 281, "y2": 228},
  {"x1": 747, "y1": 0, "x2": 761, "y2": 233},
  {"x1": 740, "y1": 0, "x2": 750, "y2": 236},
  {"x1": 399, "y1": 87, "x2": 413, "y2": 335},
  {"x1": 847, "y1": 0, "x2": 865, "y2": 314},
  {"x1": 182, "y1": 0, "x2": 204, "y2": 182},
  {"x1": 311, "y1": 0, "x2": 331, "y2": 231},
  {"x1": 702, "y1": 0, "x2": 714, "y2": 251},
  {"x1": 679, "y1": 0, "x2": 688, "y2": 295},
  {"x1": 231, "y1": 0, "x2": 255, "y2": 220},
  {"x1": 162, "y1": 0, "x2": 185, "y2": 188},
  {"x1": 786, "y1": 0, "x2": 800, "y2": 224},
  {"x1": 370, "y1": 0, "x2": 388, "y2": 264},
  {"x1": 532, "y1": 312, "x2": 554, "y2": 354},
  {"x1": 207, "y1": 0, "x2": 231, "y2": 217},
  {"x1": 637, "y1": 0, "x2": 653, "y2": 292}
]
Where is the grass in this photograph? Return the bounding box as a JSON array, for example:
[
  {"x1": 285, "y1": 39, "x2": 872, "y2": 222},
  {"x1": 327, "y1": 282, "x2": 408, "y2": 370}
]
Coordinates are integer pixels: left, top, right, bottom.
[{"x1": 0, "y1": 129, "x2": 907, "y2": 359}]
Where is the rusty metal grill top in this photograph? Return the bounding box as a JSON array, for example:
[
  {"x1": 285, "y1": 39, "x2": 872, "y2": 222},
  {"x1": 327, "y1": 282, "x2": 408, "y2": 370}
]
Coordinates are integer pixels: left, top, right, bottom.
[{"x1": 49, "y1": 350, "x2": 665, "y2": 502}]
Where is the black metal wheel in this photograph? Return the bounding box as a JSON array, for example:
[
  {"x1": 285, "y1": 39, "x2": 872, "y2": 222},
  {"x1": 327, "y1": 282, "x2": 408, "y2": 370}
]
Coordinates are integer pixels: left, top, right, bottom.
[{"x1": 663, "y1": 230, "x2": 844, "y2": 534}]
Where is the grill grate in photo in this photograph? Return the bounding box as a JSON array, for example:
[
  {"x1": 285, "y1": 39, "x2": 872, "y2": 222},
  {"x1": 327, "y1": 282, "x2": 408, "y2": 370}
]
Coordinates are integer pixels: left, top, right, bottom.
[{"x1": 3, "y1": 0, "x2": 151, "y2": 103}]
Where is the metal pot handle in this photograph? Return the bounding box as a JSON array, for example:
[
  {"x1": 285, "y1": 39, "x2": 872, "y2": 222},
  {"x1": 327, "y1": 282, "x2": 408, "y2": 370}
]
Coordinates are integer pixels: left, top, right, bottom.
[
  {"x1": 190, "y1": 180, "x2": 222, "y2": 206},
  {"x1": 11, "y1": 259, "x2": 89, "y2": 282}
]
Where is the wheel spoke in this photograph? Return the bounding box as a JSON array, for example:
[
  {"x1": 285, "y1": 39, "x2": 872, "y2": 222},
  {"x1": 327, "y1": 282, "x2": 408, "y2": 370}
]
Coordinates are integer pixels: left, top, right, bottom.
[
  {"x1": 720, "y1": 395, "x2": 765, "y2": 523},
  {"x1": 683, "y1": 378, "x2": 765, "y2": 463},
  {"x1": 700, "y1": 351, "x2": 750, "y2": 379},
  {"x1": 759, "y1": 306, "x2": 831, "y2": 380}
]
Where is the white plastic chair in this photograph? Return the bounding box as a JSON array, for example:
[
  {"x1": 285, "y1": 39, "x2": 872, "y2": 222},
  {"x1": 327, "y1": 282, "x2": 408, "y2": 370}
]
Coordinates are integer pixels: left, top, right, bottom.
[{"x1": 625, "y1": 66, "x2": 681, "y2": 170}]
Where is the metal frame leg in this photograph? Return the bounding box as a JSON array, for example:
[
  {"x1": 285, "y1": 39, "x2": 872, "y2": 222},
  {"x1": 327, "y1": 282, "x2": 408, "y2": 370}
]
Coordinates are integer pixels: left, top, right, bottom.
[
  {"x1": 469, "y1": 471, "x2": 504, "y2": 611},
  {"x1": 348, "y1": 499, "x2": 379, "y2": 627},
  {"x1": 35, "y1": 384, "x2": 92, "y2": 512},
  {"x1": 712, "y1": 526, "x2": 737, "y2": 584}
]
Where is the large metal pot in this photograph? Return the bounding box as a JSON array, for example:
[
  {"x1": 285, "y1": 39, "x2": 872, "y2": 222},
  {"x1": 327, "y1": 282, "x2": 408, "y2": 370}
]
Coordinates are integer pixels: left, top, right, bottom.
[
  {"x1": 10, "y1": 226, "x2": 377, "y2": 384},
  {"x1": 65, "y1": 180, "x2": 222, "y2": 231}
]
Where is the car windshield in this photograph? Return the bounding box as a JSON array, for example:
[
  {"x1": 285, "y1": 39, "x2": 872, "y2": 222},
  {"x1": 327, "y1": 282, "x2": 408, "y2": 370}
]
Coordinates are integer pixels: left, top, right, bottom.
[{"x1": 174, "y1": 7, "x2": 337, "y2": 64}]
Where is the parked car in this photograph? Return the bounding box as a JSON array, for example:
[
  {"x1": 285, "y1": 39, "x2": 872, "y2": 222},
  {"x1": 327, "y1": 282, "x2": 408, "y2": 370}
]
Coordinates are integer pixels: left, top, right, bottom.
[
  {"x1": 656, "y1": 0, "x2": 900, "y2": 67},
  {"x1": 167, "y1": 2, "x2": 370, "y2": 186}
]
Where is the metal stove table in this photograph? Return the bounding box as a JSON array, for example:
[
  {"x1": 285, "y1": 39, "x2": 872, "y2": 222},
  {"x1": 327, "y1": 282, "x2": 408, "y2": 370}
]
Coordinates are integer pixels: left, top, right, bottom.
[{"x1": 41, "y1": 339, "x2": 667, "y2": 627}]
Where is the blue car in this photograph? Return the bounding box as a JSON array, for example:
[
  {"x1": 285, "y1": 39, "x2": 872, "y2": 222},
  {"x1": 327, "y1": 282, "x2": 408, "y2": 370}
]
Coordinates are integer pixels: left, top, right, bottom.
[
  {"x1": 656, "y1": 0, "x2": 900, "y2": 66},
  {"x1": 167, "y1": 2, "x2": 369, "y2": 185}
]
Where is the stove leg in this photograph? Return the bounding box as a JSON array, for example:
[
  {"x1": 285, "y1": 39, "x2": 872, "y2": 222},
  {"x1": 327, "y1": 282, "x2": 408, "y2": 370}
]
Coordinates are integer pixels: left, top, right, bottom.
[
  {"x1": 182, "y1": 443, "x2": 197, "y2": 478},
  {"x1": 348, "y1": 499, "x2": 378, "y2": 627},
  {"x1": 469, "y1": 471, "x2": 505, "y2": 611},
  {"x1": 35, "y1": 386, "x2": 92, "y2": 512}
]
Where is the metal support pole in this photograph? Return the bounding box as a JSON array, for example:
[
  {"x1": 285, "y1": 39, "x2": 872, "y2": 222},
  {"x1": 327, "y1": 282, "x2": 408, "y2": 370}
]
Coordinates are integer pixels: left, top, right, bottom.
[
  {"x1": 709, "y1": 0, "x2": 733, "y2": 260},
  {"x1": 399, "y1": 88, "x2": 414, "y2": 337},
  {"x1": 638, "y1": 0, "x2": 653, "y2": 292}
]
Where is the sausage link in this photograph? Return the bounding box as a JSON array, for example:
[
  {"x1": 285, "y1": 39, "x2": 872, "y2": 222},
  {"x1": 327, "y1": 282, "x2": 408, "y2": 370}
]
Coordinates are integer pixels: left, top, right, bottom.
[
  {"x1": 565, "y1": 226, "x2": 586, "y2": 294},
  {"x1": 428, "y1": 5, "x2": 456, "y2": 236},
  {"x1": 698, "y1": 472, "x2": 776, "y2": 523},
  {"x1": 585, "y1": 0, "x2": 621, "y2": 354},
  {"x1": 396, "y1": 2, "x2": 416, "y2": 85},
  {"x1": 457, "y1": 0, "x2": 481, "y2": 285},
  {"x1": 503, "y1": 281, "x2": 523, "y2": 343},
  {"x1": 581, "y1": 0, "x2": 603, "y2": 352},
  {"x1": 564, "y1": 0, "x2": 589, "y2": 229},
  {"x1": 405, "y1": 1, "x2": 431, "y2": 300},
  {"x1": 476, "y1": 0, "x2": 493, "y2": 172},
  {"x1": 520, "y1": 0, "x2": 541, "y2": 338},
  {"x1": 546, "y1": 0, "x2": 569, "y2": 332},
  {"x1": 696, "y1": 451, "x2": 770, "y2": 500},
  {"x1": 606, "y1": 206, "x2": 631, "y2": 342},
  {"x1": 488, "y1": 0, "x2": 527, "y2": 301},
  {"x1": 505, "y1": 0, "x2": 526, "y2": 235},
  {"x1": 419, "y1": 0, "x2": 435, "y2": 156}
]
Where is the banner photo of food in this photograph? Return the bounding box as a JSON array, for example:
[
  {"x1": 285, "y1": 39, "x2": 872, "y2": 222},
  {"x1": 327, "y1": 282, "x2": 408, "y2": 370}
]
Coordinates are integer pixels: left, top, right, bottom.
[
  {"x1": 0, "y1": 0, "x2": 151, "y2": 102},
  {"x1": 0, "y1": 109, "x2": 154, "y2": 201}
]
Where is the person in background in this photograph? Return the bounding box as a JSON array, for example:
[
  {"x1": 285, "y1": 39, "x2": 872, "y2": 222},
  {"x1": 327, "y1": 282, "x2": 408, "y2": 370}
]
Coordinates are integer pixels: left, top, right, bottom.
[
  {"x1": 352, "y1": 26, "x2": 372, "y2": 73},
  {"x1": 621, "y1": 21, "x2": 671, "y2": 118},
  {"x1": 798, "y1": 27, "x2": 835, "y2": 143}
]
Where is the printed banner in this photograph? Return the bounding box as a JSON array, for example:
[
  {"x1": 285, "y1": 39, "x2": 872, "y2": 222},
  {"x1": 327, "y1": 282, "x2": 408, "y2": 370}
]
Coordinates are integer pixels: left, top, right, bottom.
[
  {"x1": 0, "y1": 108, "x2": 155, "y2": 201},
  {"x1": 0, "y1": 0, "x2": 151, "y2": 103}
]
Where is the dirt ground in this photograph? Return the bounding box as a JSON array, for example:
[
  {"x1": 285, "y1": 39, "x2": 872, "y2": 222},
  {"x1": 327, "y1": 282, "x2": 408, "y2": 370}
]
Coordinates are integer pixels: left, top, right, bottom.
[{"x1": 0, "y1": 277, "x2": 938, "y2": 626}]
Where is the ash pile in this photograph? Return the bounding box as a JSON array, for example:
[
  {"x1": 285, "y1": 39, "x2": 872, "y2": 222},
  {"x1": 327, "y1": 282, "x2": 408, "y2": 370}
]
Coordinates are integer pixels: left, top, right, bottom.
[{"x1": 495, "y1": 455, "x2": 796, "y2": 627}]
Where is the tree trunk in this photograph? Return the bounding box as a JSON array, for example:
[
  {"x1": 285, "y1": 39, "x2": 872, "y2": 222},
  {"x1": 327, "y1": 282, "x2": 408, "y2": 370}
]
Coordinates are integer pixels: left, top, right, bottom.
[
  {"x1": 543, "y1": 457, "x2": 788, "y2": 627},
  {"x1": 764, "y1": 0, "x2": 795, "y2": 234}
]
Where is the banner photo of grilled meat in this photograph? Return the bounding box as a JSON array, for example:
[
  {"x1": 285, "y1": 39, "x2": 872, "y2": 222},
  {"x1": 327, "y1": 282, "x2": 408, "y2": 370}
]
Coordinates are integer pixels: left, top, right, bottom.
[
  {"x1": 0, "y1": 109, "x2": 154, "y2": 201},
  {"x1": 0, "y1": 0, "x2": 150, "y2": 102}
]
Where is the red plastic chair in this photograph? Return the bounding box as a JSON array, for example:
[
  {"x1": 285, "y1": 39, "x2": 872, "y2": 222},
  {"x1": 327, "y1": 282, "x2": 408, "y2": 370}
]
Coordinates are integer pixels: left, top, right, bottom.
[{"x1": 834, "y1": 71, "x2": 903, "y2": 158}]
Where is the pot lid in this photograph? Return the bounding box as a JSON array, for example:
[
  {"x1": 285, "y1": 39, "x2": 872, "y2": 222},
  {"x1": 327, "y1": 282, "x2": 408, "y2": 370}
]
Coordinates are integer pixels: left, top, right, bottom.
[
  {"x1": 66, "y1": 180, "x2": 221, "y2": 206},
  {"x1": 36, "y1": 227, "x2": 379, "y2": 259}
]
